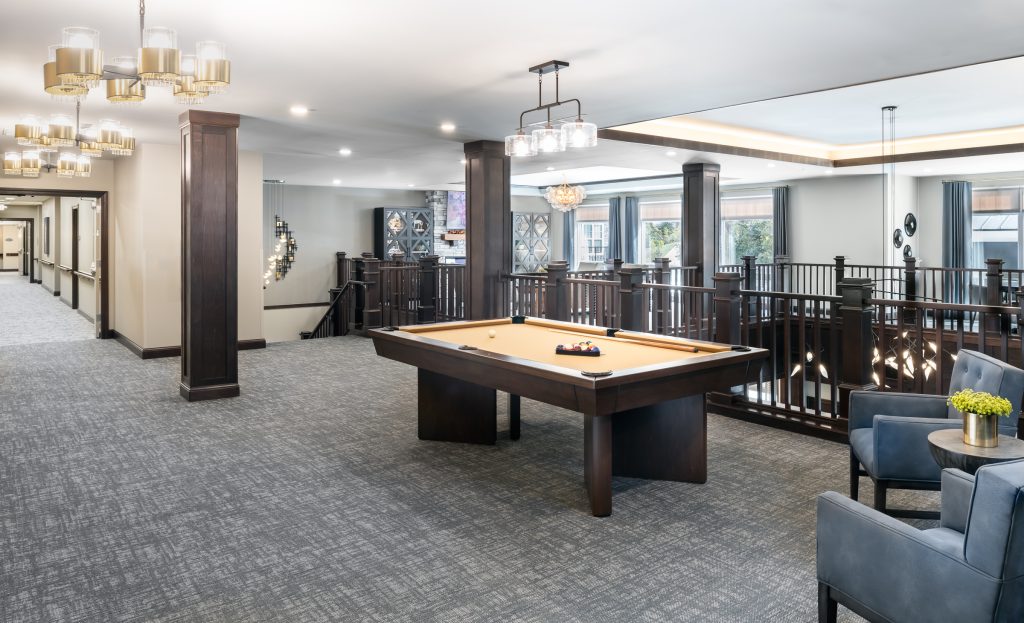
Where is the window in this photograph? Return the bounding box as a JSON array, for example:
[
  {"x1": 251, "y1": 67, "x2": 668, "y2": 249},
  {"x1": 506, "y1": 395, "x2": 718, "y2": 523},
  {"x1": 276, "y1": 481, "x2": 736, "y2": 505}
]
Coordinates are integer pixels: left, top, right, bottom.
[
  {"x1": 720, "y1": 194, "x2": 773, "y2": 265},
  {"x1": 574, "y1": 204, "x2": 609, "y2": 268},
  {"x1": 971, "y1": 187, "x2": 1021, "y2": 270},
  {"x1": 639, "y1": 200, "x2": 681, "y2": 265}
]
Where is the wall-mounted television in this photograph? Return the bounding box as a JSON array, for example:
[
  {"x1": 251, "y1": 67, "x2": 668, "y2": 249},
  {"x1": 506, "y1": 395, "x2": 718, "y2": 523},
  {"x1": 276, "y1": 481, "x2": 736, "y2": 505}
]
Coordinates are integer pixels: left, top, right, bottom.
[{"x1": 446, "y1": 191, "x2": 466, "y2": 230}]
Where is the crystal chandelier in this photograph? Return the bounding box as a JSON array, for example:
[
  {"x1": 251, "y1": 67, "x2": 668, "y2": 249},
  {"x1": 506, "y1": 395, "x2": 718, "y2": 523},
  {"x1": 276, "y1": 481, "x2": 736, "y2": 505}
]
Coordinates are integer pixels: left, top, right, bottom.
[
  {"x1": 44, "y1": 0, "x2": 230, "y2": 105},
  {"x1": 544, "y1": 179, "x2": 587, "y2": 212},
  {"x1": 505, "y1": 60, "x2": 598, "y2": 158},
  {"x1": 4, "y1": 102, "x2": 130, "y2": 178}
]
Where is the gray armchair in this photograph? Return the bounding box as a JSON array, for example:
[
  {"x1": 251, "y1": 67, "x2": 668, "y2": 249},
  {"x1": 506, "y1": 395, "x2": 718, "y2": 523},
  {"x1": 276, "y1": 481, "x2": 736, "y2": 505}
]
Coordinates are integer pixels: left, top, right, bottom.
[
  {"x1": 849, "y1": 349, "x2": 1024, "y2": 518},
  {"x1": 817, "y1": 460, "x2": 1024, "y2": 623}
]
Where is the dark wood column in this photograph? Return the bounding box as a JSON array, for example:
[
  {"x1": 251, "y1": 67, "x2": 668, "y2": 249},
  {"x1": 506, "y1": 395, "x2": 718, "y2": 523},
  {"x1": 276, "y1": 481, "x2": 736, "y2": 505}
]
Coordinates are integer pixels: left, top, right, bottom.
[
  {"x1": 179, "y1": 110, "x2": 240, "y2": 401},
  {"x1": 682, "y1": 163, "x2": 721, "y2": 288},
  {"x1": 464, "y1": 140, "x2": 510, "y2": 320}
]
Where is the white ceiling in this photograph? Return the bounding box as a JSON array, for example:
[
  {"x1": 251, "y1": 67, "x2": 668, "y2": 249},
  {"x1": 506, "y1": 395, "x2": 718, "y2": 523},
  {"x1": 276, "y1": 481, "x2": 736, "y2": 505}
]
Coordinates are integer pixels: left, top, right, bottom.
[{"x1": 3, "y1": 1, "x2": 1024, "y2": 190}]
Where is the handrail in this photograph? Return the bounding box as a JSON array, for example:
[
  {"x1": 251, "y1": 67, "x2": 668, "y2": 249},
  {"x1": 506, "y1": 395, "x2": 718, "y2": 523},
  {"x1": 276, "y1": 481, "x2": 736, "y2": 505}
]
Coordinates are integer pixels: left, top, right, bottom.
[
  {"x1": 74, "y1": 270, "x2": 95, "y2": 280},
  {"x1": 38, "y1": 258, "x2": 55, "y2": 267},
  {"x1": 641, "y1": 282, "x2": 715, "y2": 294},
  {"x1": 58, "y1": 264, "x2": 72, "y2": 272},
  {"x1": 563, "y1": 277, "x2": 617, "y2": 286},
  {"x1": 302, "y1": 281, "x2": 357, "y2": 339},
  {"x1": 739, "y1": 289, "x2": 841, "y2": 303},
  {"x1": 869, "y1": 298, "x2": 1019, "y2": 315}
]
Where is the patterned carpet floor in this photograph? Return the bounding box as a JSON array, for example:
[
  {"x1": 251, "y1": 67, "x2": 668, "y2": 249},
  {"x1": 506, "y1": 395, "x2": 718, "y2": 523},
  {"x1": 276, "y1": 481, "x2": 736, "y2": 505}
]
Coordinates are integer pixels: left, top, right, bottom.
[
  {"x1": 0, "y1": 336, "x2": 939, "y2": 622},
  {"x1": 0, "y1": 273, "x2": 95, "y2": 347}
]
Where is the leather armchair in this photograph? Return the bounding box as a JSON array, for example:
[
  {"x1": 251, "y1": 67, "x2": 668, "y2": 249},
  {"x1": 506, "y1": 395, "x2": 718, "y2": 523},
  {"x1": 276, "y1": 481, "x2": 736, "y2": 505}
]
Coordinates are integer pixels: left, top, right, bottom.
[
  {"x1": 817, "y1": 460, "x2": 1024, "y2": 623},
  {"x1": 849, "y1": 349, "x2": 1024, "y2": 518}
]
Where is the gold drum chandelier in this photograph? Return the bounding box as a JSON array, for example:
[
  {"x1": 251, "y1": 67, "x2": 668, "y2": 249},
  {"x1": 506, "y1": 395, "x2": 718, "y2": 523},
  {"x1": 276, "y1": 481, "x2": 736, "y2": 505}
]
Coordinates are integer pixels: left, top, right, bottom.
[
  {"x1": 544, "y1": 179, "x2": 588, "y2": 213},
  {"x1": 4, "y1": 102, "x2": 131, "y2": 178},
  {"x1": 43, "y1": 0, "x2": 230, "y2": 105}
]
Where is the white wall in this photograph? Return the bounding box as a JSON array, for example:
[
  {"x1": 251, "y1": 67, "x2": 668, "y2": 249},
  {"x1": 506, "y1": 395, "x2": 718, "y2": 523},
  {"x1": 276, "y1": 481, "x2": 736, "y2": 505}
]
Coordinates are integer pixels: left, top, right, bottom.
[
  {"x1": 262, "y1": 185, "x2": 426, "y2": 306},
  {"x1": 264, "y1": 307, "x2": 327, "y2": 343},
  {"x1": 39, "y1": 197, "x2": 59, "y2": 293},
  {"x1": 1, "y1": 205, "x2": 41, "y2": 274}
]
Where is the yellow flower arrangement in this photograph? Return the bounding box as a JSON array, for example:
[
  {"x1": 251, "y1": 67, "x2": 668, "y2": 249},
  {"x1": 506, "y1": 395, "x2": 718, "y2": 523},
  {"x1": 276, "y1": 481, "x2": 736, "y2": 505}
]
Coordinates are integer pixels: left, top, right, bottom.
[{"x1": 947, "y1": 388, "x2": 1013, "y2": 418}]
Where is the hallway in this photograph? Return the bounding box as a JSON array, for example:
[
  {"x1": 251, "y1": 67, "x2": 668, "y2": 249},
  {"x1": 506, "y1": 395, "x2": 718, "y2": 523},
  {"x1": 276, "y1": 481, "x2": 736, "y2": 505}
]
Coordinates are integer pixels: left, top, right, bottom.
[{"x1": 0, "y1": 272, "x2": 95, "y2": 347}]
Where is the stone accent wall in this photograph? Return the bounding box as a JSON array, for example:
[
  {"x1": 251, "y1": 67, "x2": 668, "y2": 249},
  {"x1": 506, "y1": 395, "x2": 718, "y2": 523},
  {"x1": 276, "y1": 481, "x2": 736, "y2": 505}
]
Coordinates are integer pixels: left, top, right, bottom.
[{"x1": 426, "y1": 190, "x2": 466, "y2": 259}]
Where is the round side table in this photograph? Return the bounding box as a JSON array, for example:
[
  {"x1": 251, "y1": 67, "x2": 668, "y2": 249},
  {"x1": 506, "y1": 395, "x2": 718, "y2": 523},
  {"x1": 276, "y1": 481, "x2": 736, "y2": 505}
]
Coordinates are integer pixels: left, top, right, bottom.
[{"x1": 927, "y1": 429, "x2": 1024, "y2": 475}]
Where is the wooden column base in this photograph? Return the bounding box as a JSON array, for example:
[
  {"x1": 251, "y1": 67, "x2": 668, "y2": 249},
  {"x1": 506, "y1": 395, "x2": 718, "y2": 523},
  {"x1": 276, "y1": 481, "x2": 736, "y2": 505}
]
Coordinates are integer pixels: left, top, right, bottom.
[{"x1": 179, "y1": 382, "x2": 240, "y2": 402}]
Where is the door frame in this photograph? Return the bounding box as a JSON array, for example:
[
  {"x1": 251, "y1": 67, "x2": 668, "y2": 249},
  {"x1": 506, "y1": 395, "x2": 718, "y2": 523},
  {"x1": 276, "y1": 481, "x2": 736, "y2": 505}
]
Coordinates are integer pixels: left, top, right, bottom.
[
  {"x1": 0, "y1": 217, "x2": 34, "y2": 282},
  {"x1": 0, "y1": 187, "x2": 110, "y2": 339}
]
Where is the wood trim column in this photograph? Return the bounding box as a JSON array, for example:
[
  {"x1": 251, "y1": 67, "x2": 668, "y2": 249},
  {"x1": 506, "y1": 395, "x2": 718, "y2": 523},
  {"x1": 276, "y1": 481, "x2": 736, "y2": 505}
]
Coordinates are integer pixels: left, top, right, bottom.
[
  {"x1": 464, "y1": 140, "x2": 510, "y2": 320},
  {"x1": 682, "y1": 163, "x2": 721, "y2": 288},
  {"x1": 179, "y1": 110, "x2": 241, "y2": 401}
]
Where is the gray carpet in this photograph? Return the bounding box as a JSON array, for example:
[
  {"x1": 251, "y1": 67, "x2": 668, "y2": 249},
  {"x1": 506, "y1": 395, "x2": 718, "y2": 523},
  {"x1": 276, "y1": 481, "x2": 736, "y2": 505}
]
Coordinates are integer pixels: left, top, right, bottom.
[
  {"x1": 0, "y1": 272, "x2": 95, "y2": 346},
  {"x1": 0, "y1": 336, "x2": 939, "y2": 622}
]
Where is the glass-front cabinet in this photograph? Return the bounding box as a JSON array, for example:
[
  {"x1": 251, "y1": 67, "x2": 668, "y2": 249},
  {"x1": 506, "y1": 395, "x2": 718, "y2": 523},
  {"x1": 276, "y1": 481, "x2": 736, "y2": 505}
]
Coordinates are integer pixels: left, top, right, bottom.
[
  {"x1": 512, "y1": 213, "x2": 551, "y2": 273},
  {"x1": 373, "y1": 207, "x2": 434, "y2": 261}
]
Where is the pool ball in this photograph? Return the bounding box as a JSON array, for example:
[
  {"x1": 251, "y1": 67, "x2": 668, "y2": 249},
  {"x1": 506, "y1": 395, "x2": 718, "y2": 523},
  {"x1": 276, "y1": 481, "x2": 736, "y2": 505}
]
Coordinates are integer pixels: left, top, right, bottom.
[{"x1": 488, "y1": 329, "x2": 496, "y2": 338}]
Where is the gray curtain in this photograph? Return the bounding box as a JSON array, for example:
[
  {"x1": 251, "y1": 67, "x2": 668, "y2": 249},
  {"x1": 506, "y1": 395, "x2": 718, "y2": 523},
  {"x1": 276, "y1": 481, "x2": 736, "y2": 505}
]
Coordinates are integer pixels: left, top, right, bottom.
[
  {"x1": 943, "y1": 180, "x2": 974, "y2": 303},
  {"x1": 607, "y1": 197, "x2": 622, "y2": 261},
  {"x1": 563, "y1": 209, "x2": 575, "y2": 270},
  {"x1": 772, "y1": 186, "x2": 790, "y2": 258},
  {"x1": 624, "y1": 196, "x2": 639, "y2": 264}
]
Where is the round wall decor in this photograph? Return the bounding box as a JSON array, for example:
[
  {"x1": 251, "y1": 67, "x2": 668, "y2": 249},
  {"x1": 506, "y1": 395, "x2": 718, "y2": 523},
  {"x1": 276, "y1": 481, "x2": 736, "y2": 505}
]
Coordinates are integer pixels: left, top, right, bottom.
[
  {"x1": 903, "y1": 244, "x2": 913, "y2": 259},
  {"x1": 904, "y1": 213, "x2": 917, "y2": 237},
  {"x1": 893, "y1": 228, "x2": 904, "y2": 248}
]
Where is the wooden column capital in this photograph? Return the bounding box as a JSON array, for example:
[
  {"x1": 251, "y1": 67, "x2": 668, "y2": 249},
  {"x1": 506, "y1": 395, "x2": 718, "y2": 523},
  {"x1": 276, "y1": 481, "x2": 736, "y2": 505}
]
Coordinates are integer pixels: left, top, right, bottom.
[{"x1": 178, "y1": 110, "x2": 240, "y2": 129}]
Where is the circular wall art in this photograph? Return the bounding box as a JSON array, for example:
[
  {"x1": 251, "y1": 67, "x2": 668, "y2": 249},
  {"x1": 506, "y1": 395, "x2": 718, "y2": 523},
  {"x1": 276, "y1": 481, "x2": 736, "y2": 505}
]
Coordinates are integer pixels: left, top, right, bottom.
[
  {"x1": 893, "y1": 228, "x2": 904, "y2": 248},
  {"x1": 904, "y1": 213, "x2": 917, "y2": 237},
  {"x1": 903, "y1": 244, "x2": 913, "y2": 259}
]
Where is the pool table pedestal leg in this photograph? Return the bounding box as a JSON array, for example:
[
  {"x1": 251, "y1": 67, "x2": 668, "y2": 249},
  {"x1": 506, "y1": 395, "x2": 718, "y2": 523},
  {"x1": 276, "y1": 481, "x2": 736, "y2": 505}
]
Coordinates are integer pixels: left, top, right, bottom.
[
  {"x1": 612, "y1": 394, "x2": 707, "y2": 483},
  {"x1": 509, "y1": 394, "x2": 521, "y2": 440},
  {"x1": 417, "y1": 369, "x2": 497, "y2": 445}
]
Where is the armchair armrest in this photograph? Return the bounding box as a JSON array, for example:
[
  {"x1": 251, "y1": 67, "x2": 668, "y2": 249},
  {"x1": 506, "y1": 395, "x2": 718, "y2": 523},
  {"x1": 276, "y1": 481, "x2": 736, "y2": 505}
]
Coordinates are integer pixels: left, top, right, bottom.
[
  {"x1": 816, "y1": 492, "x2": 997, "y2": 623},
  {"x1": 849, "y1": 391, "x2": 949, "y2": 431},
  {"x1": 873, "y1": 415, "x2": 962, "y2": 481},
  {"x1": 940, "y1": 469, "x2": 975, "y2": 533}
]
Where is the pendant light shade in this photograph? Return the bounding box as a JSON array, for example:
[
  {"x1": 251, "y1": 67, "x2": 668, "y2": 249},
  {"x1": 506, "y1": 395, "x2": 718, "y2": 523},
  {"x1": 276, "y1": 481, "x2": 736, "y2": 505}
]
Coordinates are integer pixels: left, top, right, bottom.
[
  {"x1": 106, "y1": 56, "x2": 145, "y2": 103},
  {"x1": 79, "y1": 127, "x2": 102, "y2": 157},
  {"x1": 174, "y1": 55, "x2": 207, "y2": 105},
  {"x1": 561, "y1": 119, "x2": 598, "y2": 149},
  {"x1": 21, "y1": 151, "x2": 41, "y2": 177},
  {"x1": 4, "y1": 152, "x2": 22, "y2": 175},
  {"x1": 44, "y1": 44, "x2": 89, "y2": 100},
  {"x1": 97, "y1": 119, "x2": 122, "y2": 149},
  {"x1": 504, "y1": 131, "x2": 537, "y2": 157},
  {"x1": 139, "y1": 27, "x2": 180, "y2": 87},
  {"x1": 48, "y1": 114, "x2": 75, "y2": 146},
  {"x1": 532, "y1": 125, "x2": 564, "y2": 153},
  {"x1": 76, "y1": 154, "x2": 92, "y2": 177},
  {"x1": 194, "y1": 41, "x2": 230, "y2": 92},
  {"x1": 57, "y1": 151, "x2": 78, "y2": 177},
  {"x1": 110, "y1": 127, "x2": 134, "y2": 156},
  {"x1": 56, "y1": 27, "x2": 102, "y2": 88},
  {"x1": 15, "y1": 115, "x2": 43, "y2": 145}
]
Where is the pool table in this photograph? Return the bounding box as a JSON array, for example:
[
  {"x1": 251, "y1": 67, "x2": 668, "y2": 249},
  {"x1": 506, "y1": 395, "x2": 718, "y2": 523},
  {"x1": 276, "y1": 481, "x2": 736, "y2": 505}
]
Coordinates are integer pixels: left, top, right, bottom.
[{"x1": 371, "y1": 316, "x2": 768, "y2": 516}]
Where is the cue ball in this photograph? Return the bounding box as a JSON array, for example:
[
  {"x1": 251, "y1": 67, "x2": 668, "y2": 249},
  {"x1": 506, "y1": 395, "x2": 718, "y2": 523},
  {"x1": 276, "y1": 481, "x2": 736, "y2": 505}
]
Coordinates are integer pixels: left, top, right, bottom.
[{"x1": 488, "y1": 329, "x2": 496, "y2": 338}]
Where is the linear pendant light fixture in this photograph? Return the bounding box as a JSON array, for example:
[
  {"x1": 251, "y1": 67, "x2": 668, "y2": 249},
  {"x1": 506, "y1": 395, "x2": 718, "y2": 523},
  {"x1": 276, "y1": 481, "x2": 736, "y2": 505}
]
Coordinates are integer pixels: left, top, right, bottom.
[
  {"x1": 505, "y1": 60, "x2": 598, "y2": 157},
  {"x1": 43, "y1": 0, "x2": 230, "y2": 105}
]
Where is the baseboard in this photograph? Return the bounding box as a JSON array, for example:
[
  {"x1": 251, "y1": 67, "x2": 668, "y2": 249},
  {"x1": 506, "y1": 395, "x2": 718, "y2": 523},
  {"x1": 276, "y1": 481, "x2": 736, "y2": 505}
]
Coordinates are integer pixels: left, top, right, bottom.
[
  {"x1": 40, "y1": 282, "x2": 55, "y2": 295},
  {"x1": 179, "y1": 382, "x2": 240, "y2": 401},
  {"x1": 113, "y1": 332, "x2": 268, "y2": 359},
  {"x1": 111, "y1": 330, "x2": 144, "y2": 358},
  {"x1": 0, "y1": 268, "x2": 18, "y2": 272},
  {"x1": 77, "y1": 308, "x2": 95, "y2": 323}
]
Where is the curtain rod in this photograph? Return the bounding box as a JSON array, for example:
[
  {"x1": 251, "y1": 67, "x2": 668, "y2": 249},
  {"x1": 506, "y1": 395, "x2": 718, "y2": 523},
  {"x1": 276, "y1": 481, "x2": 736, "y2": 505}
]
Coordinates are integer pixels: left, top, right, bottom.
[{"x1": 942, "y1": 177, "x2": 1024, "y2": 184}]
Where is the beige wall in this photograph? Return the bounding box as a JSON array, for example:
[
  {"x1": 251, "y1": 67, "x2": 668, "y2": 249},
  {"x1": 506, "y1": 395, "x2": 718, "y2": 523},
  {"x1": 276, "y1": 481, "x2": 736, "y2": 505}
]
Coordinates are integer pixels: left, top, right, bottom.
[
  {"x1": 264, "y1": 306, "x2": 327, "y2": 343},
  {"x1": 0, "y1": 205, "x2": 41, "y2": 275},
  {"x1": 39, "y1": 197, "x2": 58, "y2": 293},
  {"x1": 59, "y1": 198, "x2": 75, "y2": 306},
  {"x1": 112, "y1": 143, "x2": 264, "y2": 349},
  {"x1": 1, "y1": 224, "x2": 22, "y2": 270}
]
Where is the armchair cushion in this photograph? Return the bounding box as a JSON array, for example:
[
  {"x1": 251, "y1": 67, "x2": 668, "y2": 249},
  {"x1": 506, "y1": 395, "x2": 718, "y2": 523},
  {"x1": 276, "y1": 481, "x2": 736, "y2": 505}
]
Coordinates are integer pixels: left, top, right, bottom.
[
  {"x1": 848, "y1": 391, "x2": 949, "y2": 432},
  {"x1": 868, "y1": 415, "x2": 961, "y2": 481},
  {"x1": 964, "y1": 459, "x2": 1024, "y2": 579},
  {"x1": 848, "y1": 429, "x2": 874, "y2": 475},
  {"x1": 940, "y1": 469, "x2": 974, "y2": 533}
]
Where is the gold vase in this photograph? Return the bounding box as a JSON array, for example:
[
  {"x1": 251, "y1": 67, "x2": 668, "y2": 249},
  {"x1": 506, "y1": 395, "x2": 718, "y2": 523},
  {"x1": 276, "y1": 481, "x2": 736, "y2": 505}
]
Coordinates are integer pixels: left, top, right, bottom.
[{"x1": 963, "y1": 412, "x2": 999, "y2": 448}]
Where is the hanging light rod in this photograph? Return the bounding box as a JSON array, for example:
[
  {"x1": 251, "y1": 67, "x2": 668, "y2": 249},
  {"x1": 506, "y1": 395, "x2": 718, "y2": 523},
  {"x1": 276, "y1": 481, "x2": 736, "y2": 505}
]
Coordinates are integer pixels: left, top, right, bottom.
[{"x1": 505, "y1": 60, "x2": 598, "y2": 158}]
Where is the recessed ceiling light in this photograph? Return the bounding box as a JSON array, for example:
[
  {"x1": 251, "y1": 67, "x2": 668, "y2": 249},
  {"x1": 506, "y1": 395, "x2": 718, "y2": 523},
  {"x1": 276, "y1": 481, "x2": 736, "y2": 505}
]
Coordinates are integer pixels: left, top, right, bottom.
[
  {"x1": 766, "y1": 163, "x2": 776, "y2": 168},
  {"x1": 407, "y1": 183, "x2": 415, "y2": 187},
  {"x1": 440, "y1": 122, "x2": 456, "y2": 133},
  {"x1": 460, "y1": 159, "x2": 467, "y2": 165},
  {"x1": 546, "y1": 166, "x2": 554, "y2": 171},
  {"x1": 289, "y1": 105, "x2": 309, "y2": 116},
  {"x1": 338, "y1": 147, "x2": 352, "y2": 156},
  {"x1": 665, "y1": 150, "x2": 677, "y2": 157},
  {"x1": 332, "y1": 179, "x2": 341, "y2": 185}
]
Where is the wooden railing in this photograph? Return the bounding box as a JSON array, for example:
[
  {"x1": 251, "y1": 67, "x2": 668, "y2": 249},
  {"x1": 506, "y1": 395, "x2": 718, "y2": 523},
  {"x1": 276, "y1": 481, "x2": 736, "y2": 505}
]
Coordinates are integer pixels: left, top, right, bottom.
[
  {"x1": 301, "y1": 282, "x2": 358, "y2": 340},
  {"x1": 507, "y1": 273, "x2": 546, "y2": 318},
  {"x1": 639, "y1": 283, "x2": 715, "y2": 341},
  {"x1": 436, "y1": 264, "x2": 466, "y2": 322}
]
